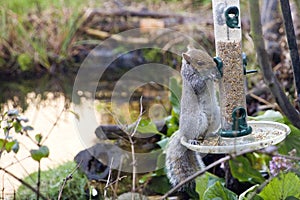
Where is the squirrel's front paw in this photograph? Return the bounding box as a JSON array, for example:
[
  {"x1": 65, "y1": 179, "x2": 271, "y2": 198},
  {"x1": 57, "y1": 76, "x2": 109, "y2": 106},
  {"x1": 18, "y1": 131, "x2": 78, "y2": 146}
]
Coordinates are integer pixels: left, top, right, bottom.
[{"x1": 188, "y1": 139, "x2": 201, "y2": 145}]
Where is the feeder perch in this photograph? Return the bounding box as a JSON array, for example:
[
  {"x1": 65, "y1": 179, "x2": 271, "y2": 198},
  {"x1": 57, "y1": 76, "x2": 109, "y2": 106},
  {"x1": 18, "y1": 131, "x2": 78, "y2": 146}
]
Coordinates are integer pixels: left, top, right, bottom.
[{"x1": 181, "y1": 0, "x2": 290, "y2": 153}]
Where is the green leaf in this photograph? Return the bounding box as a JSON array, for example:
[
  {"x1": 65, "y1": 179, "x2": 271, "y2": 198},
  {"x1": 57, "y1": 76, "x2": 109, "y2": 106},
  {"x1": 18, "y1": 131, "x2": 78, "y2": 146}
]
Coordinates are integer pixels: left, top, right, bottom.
[
  {"x1": 259, "y1": 172, "x2": 300, "y2": 199},
  {"x1": 156, "y1": 137, "x2": 169, "y2": 149},
  {"x1": 248, "y1": 110, "x2": 283, "y2": 121},
  {"x1": 238, "y1": 184, "x2": 262, "y2": 200},
  {"x1": 12, "y1": 141, "x2": 20, "y2": 153},
  {"x1": 165, "y1": 112, "x2": 179, "y2": 137},
  {"x1": 13, "y1": 121, "x2": 22, "y2": 133},
  {"x1": 278, "y1": 123, "x2": 300, "y2": 157},
  {"x1": 23, "y1": 125, "x2": 34, "y2": 131},
  {"x1": 139, "y1": 173, "x2": 156, "y2": 184},
  {"x1": 203, "y1": 181, "x2": 238, "y2": 200},
  {"x1": 35, "y1": 134, "x2": 43, "y2": 143},
  {"x1": 196, "y1": 172, "x2": 224, "y2": 200},
  {"x1": 0, "y1": 139, "x2": 4, "y2": 148},
  {"x1": 30, "y1": 146, "x2": 49, "y2": 162},
  {"x1": 156, "y1": 152, "x2": 166, "y2": 174},
  {"x1": 5, "y1": 140, "x2": 16, "y2": 152},
  {"x1": 137, "y1": 119, "x2": 161, "y2": 135},
  {"x1": 145, "y1": 176, "x2": 171, "y2": 195},
  {"x1": 229, "y1": 156, "x2": 265, "y2": 184},
  {"x1": 169, "y1": 77, "x2": 181, "y2": 115},
  {"x1": 17, "y1": 53, "x2": 33, "y2": 71}
]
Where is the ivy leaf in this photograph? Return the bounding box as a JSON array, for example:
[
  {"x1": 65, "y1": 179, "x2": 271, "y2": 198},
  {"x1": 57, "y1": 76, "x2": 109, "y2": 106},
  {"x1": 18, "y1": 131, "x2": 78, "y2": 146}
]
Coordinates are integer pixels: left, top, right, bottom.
[
  {"x1": 13, "y1": 122, "x2": 22, "y2": 133},
  {"x1": 35, "y1": 134, "x2": 43, "y2": 143},
  {"x1": 196, "y1": 172, "x2": 224, "y2": 200},
  {"x1": 30, "y1": 146, "x2": 49, "y2": 162},
  {"x1": 169, "y1": 77, "x2": 181, "y2": 115},
  {"x1": 137, "y1": 119, "x2": 161, "y2": 135},
  {"x1": 259, "y1": 172, "x2": 300, "y2": 199},
  {"x1": 229, "y1": 156, "x2": 265, "y2": 184},
  {"x1": 203, "y1": 181, "x2": 238, "y2": 200}
]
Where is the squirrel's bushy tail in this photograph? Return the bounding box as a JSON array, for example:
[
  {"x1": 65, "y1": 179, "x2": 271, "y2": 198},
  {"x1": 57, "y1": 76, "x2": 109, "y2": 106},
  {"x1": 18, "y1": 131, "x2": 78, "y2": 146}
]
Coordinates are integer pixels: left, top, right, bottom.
[{"x1": 165, "y1": 131, "x2": 204, "y2": 190}]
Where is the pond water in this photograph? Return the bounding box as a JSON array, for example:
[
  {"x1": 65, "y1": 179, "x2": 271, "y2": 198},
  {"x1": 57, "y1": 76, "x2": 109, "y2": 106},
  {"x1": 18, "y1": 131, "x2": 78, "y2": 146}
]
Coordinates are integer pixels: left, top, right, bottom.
[{"x1": 0, "y1": 51, "x2": 179, "y2": 196}]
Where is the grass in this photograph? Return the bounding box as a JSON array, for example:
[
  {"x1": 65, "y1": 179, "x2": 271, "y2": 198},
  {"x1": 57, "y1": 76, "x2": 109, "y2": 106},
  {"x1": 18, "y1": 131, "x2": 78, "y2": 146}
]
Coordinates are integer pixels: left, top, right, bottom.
[
  {"x1": 0, "y1": 0, "x2": 103, "y2": 73},
  {"x1": 2, "y1": 0, "x2": 92, "y2": 14},
  {"x1": 16, "y1": 161, "x2": 88, "y2": 200}
]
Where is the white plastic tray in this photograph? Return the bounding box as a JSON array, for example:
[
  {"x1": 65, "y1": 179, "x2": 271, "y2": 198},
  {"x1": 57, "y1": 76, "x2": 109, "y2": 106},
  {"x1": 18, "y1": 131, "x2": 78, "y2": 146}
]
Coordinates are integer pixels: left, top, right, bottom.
[{"x1": 181, "y1": 121, "x2": 291, "y2": 154}]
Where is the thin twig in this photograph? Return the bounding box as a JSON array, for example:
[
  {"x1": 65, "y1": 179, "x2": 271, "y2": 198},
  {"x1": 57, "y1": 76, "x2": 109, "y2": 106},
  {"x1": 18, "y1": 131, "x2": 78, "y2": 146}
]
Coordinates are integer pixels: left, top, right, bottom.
[
  {"x1": 249, "y1": 93, "x2": 273, "y2": 106},
  {"x1": 57, "y1": 160, "x2": 82, "y2": 200},
  {"x1": 131, "y1": 96, "x2": 144, "y2": 137},
  {"x1": 41, "y1": 108, "x2": 65, "y2": 145},
  {"x1": 113, "y1": 155, "x2": 124, "y2": 199},
  {"x1": 161, "y1": 148, "x2": 260, "y2": 200},
  {"x1": 104, "y1": 158, "x2": 114, "y2": 198},
  {"x1": 249, "y1": 93, "x2": 280, "y2": 111},
  {"x1": 0, "y1": 167, "x2": 48, "y2": 200},
  {"x1": 130, "y1": 96, "x2": 144, "y2": 196},
  {"x1": 104, "y1": 176, "x2": 127, "y2": 189}
]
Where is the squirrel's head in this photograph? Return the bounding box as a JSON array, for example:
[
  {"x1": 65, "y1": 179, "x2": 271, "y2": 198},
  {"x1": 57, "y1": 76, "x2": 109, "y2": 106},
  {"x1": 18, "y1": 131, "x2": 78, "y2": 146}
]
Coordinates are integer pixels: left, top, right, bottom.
[{"x1": 182, "y1": 45, "x2": 220, "y2": 78}]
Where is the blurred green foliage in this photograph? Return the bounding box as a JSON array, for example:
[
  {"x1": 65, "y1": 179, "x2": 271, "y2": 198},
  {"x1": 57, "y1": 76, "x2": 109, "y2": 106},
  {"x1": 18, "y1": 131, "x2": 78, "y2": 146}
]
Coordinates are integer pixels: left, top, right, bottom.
[{"x1": 17, "y1": 161, "x2": 87, "y2": 200}]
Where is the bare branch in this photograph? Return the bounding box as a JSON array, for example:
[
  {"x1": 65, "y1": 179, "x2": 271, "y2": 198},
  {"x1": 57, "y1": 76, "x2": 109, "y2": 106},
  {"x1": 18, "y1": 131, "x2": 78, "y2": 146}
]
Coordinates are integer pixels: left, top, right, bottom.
[
  {"x1": 57, "y1": 160, "x2": 82, "y2": 200},
  {"x1": 41, "y1": 108, "x2": 65, "y2": 145},
  {"x1": 161, "y1": 148, "x2": 264, "y2": 200},
  {"x1": 249, "y1": 0, "x2": 300, "y2": 129},
  {"x1": 0, "y1": 167, "x2": 48, "y2": 200},
  {"x1": 104, "y1": 158, "x2": 114, "y2": 198},
  {"x1": 279, "y1": 0, "x2": 300, "y2": 106}
]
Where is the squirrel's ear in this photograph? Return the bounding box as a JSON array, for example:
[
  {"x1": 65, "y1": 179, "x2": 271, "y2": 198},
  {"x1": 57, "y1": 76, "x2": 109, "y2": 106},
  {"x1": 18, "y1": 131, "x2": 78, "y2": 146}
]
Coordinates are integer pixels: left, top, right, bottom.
[{"x1": 182, "y1": 53, "x2": 191, "y2": 64}]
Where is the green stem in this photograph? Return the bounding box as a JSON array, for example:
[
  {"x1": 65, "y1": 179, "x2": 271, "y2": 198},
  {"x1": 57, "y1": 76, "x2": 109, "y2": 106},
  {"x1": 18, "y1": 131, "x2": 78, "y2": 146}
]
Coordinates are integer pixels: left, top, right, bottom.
[{"x1": 37, "y1": 161, "x2": 41, "y2": 200}]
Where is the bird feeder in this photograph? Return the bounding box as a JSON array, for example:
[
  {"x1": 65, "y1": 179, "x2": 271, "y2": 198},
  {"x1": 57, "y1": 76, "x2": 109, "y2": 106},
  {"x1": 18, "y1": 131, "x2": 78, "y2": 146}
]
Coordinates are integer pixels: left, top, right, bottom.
[{"x1": 181, "y1": 0, "x2": 291, "y2": 153}]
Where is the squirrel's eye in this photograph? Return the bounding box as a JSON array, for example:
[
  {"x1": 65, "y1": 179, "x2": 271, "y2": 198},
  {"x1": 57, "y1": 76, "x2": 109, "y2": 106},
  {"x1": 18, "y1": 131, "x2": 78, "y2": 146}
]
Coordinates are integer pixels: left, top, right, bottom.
[{"x1": 197, "y1": 61, "x2": 205, "y2": 65}]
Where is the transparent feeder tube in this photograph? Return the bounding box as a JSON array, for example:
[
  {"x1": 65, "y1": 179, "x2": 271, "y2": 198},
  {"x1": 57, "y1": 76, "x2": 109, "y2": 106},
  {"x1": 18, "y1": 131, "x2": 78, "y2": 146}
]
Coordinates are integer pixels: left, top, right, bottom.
[{"x1": 212, "y1": 0, "x2": 249, "y2": 134}]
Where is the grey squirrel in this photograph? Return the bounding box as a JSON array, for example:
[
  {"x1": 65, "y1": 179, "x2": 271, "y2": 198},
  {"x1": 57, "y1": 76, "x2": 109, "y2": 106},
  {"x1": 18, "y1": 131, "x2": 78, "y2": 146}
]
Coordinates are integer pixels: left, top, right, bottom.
[{"x1": 165, "y1": 46, "x2": 221, "y2": 190}]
